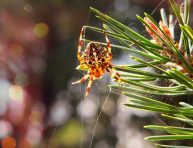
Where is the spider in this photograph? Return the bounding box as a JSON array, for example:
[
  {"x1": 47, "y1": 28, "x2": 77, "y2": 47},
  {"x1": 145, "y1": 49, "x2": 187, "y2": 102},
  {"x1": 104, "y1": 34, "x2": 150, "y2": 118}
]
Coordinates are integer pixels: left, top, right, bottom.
[{"x1": 72, "y1": 26, "x2": 121, "y2": 96}]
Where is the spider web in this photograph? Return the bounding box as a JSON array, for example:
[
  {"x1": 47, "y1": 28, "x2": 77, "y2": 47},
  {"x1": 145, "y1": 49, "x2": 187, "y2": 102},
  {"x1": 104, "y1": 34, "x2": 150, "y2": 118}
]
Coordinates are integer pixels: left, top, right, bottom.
[
  {"x1": 84, "y1": 1, "x2": 174, "y2": 148},
  {"x1": 77, "y1": 8, "x2": 114, "y2": 148},
  {"x1": 79, "y1": 0, "x2": 170, "y2": 148}
]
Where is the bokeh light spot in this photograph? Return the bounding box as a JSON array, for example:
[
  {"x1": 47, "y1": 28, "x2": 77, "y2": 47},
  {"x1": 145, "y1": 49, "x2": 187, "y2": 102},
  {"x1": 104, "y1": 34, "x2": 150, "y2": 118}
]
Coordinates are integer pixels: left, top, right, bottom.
[
  {"x1": 52, "y1": 120, "x2": 85, "y2": 147},
  {"x1": 29, "y1": 111, "x2": 42, "y2": 123},
  {"x1": 9, "y1": 43, "x2": 24, "y2": 59},
  {"x1": 9, "y1": 85, "x2": 23, "y2": 101},
  {"x1": 1, "y1": 136, "x2": 16, "y2": 148},
  {"x1": 33, "y1": 23, "x2": 49, "y2": 38},
  {"x1": 0, "y1": 120, "x2": 13, "y2": 138},
  {"x1": 14, "y1": 73, "x2": 29, "y2": 87}
]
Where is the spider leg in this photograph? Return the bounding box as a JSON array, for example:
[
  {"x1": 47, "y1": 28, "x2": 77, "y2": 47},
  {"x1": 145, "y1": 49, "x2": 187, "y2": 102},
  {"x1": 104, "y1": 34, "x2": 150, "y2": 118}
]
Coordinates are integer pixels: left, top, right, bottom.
[
  {"x1": 72, "y1": 74, "x2": 89, "y2": 84},
  {"x1": 104, "y1": 32, "x2": 112, "y2": 59},
  {"x1": 85, "y1": 76, "x2": 94, "y2": 96},
  {"x1": 77, "y1": 26, "x2": 85, "y2": 61},
  {"x1": 106, "y1": 66, "x2": 121, "y2": 83}
]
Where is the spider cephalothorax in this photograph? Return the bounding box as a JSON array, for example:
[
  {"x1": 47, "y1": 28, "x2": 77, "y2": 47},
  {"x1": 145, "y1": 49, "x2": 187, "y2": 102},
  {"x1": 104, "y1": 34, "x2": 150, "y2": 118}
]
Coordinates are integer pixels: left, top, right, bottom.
[{"x1": 72, "y1": 27, "x2": 121, "y2": 96}]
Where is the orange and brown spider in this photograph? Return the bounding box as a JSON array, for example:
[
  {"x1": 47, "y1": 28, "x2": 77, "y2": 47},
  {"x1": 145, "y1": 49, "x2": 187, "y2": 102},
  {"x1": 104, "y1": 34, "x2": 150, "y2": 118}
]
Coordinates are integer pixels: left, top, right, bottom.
[{"x1": 72, "y1": 26, "x2": 121, "y2": 96}]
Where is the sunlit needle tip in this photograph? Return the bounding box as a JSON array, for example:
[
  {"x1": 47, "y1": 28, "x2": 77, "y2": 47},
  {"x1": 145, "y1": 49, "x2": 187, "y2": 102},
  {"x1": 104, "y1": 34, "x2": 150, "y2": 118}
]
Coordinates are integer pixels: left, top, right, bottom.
[{"x1": 72, "y1": 81, "x2": 79, "y2": 84}]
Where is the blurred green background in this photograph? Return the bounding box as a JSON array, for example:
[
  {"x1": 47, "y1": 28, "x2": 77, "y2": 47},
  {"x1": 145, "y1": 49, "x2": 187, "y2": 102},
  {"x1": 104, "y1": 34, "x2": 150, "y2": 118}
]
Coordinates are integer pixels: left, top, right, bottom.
[{"x1": 0, "y1": 0, "x2": 170, "y2": 148}]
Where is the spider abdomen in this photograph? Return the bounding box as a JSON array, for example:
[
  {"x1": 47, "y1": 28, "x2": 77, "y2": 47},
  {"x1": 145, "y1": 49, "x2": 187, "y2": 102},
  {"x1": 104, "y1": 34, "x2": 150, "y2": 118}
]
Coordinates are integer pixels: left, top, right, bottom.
[{"x1": 83, "y1": 42, "x2": 110, "y2": 68}]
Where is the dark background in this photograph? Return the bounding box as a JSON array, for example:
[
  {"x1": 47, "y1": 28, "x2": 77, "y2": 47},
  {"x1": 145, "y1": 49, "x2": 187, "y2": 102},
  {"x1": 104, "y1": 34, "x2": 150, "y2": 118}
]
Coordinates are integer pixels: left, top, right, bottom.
[{"x1": 0, "y1": 0, "x2": 185, "y2": 148}]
